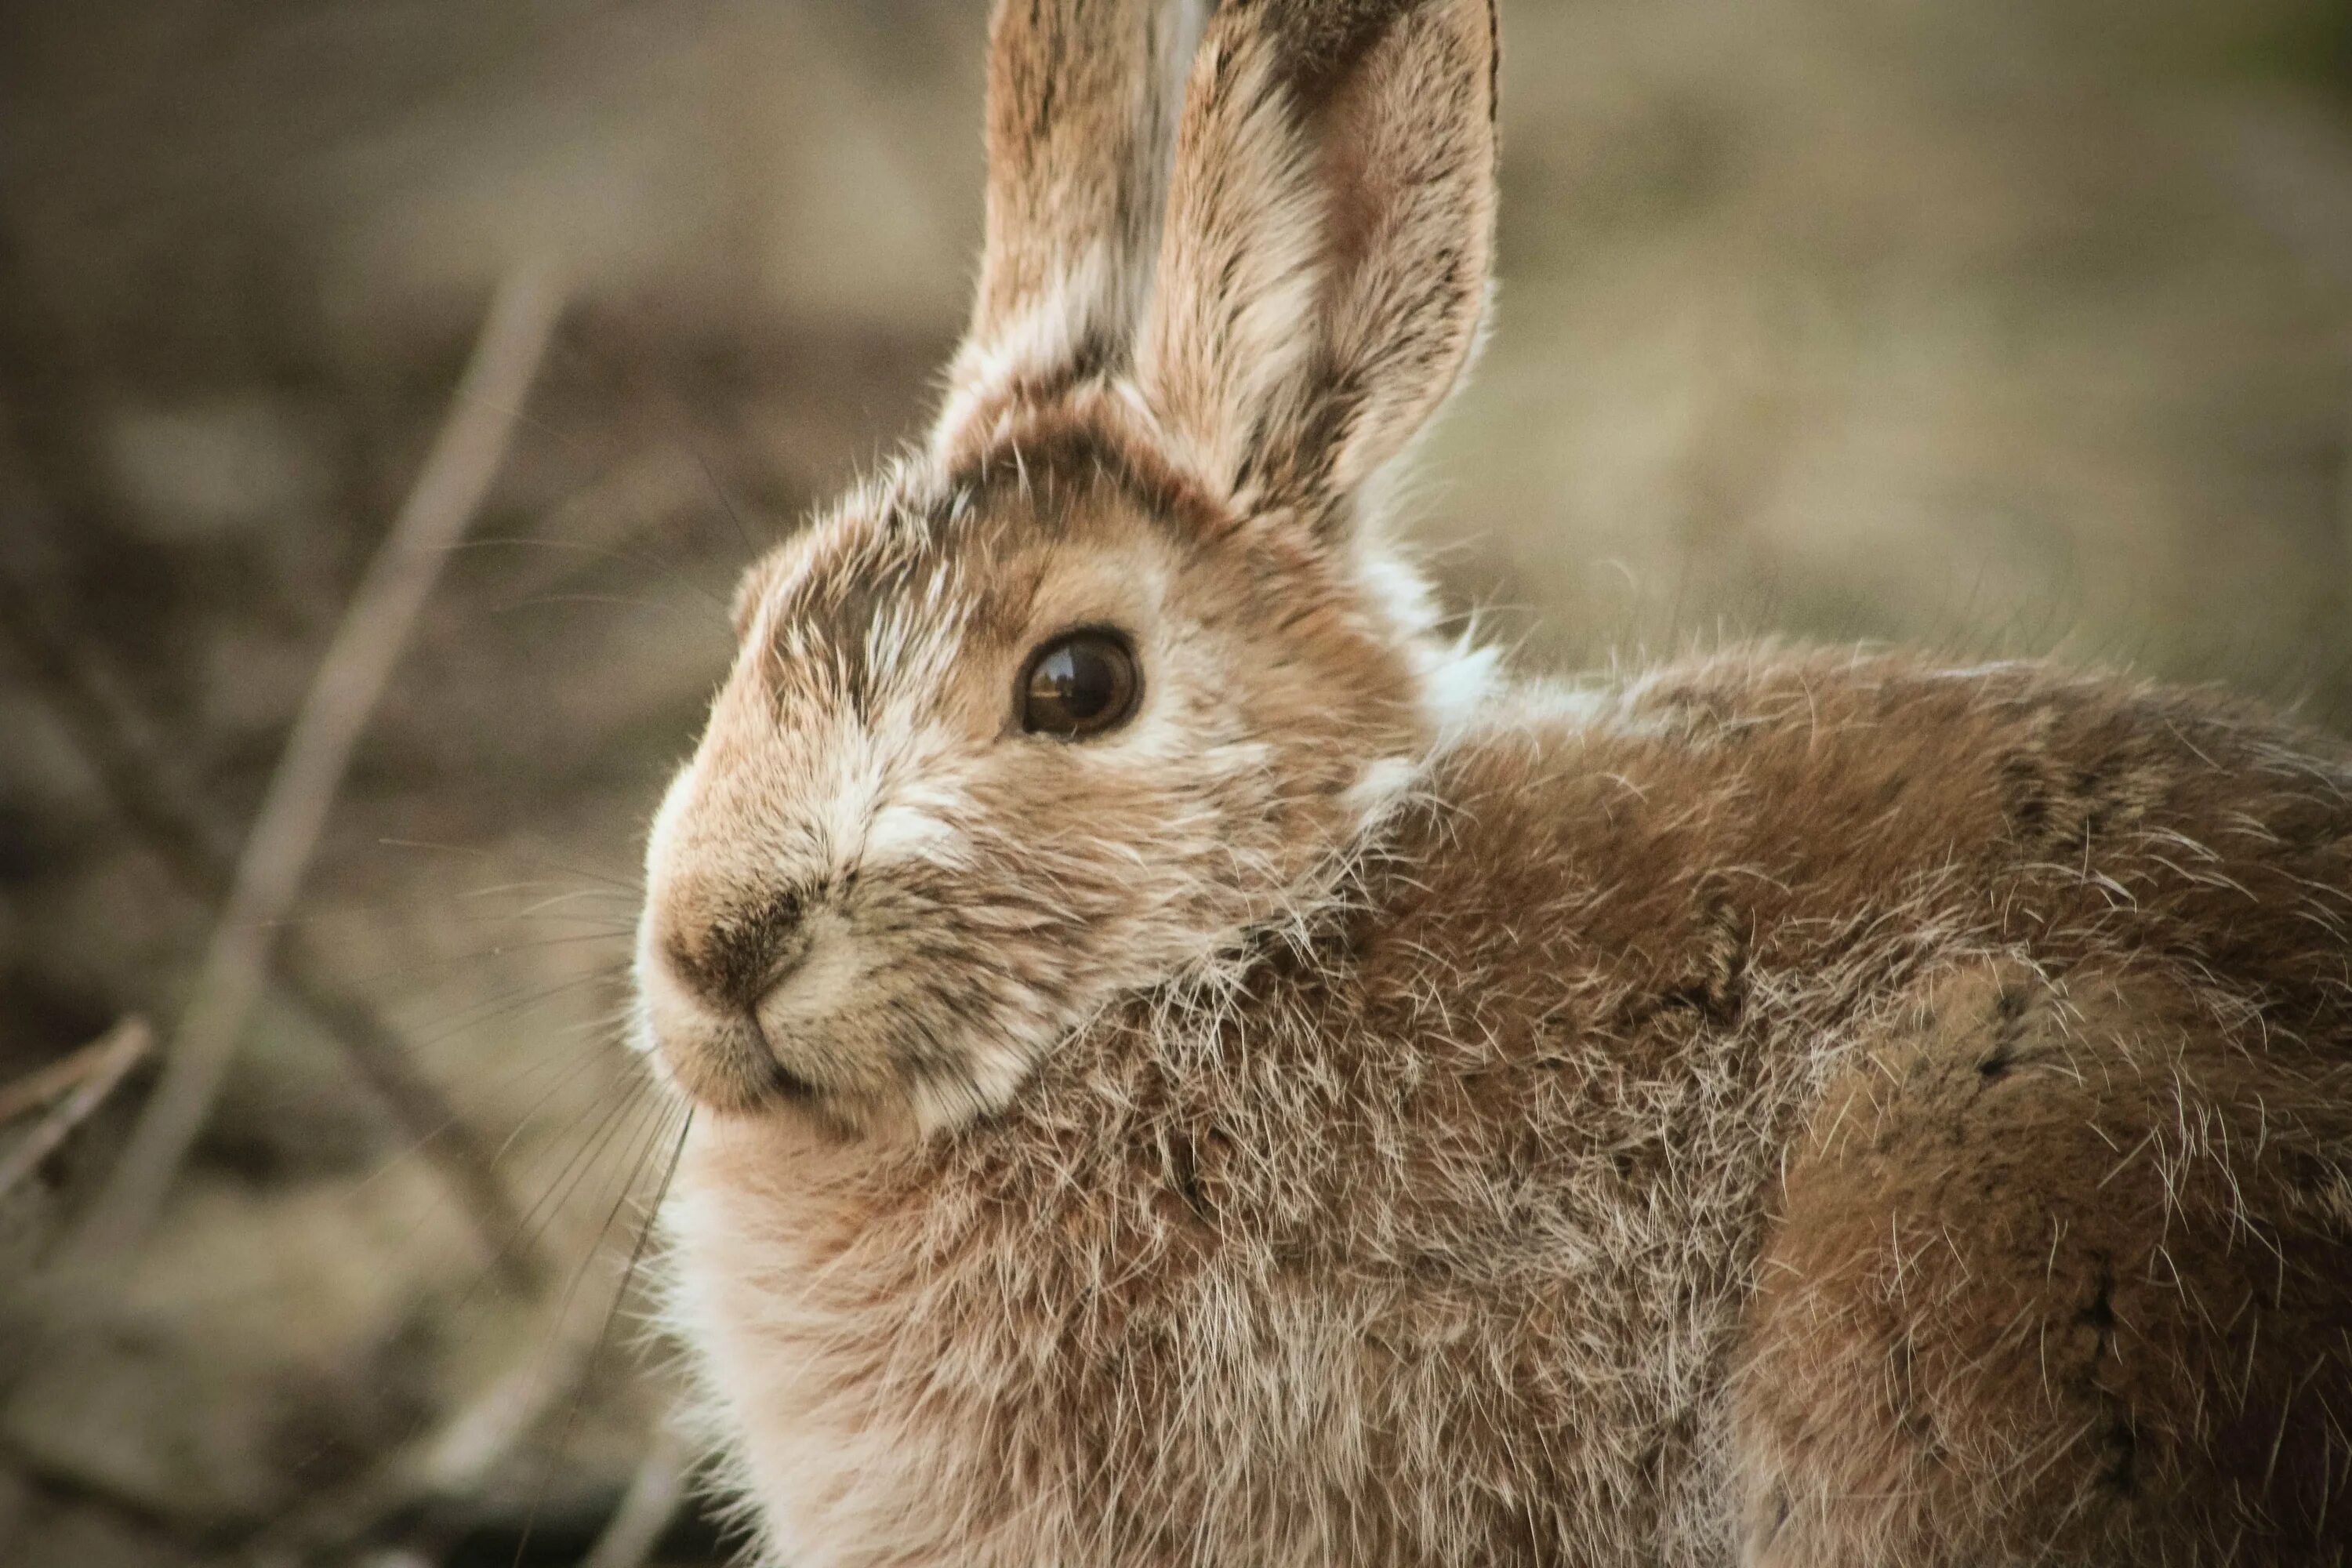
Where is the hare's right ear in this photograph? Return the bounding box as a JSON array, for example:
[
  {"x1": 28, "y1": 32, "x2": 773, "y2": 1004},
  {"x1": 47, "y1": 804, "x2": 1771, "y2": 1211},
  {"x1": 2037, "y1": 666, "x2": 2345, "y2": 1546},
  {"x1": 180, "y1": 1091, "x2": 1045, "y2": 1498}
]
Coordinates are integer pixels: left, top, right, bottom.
[
  {"x1": 1136, "y1": 0, "x2": 1499, "y2": 521},
  {"x1": 933, "y1": 0, "x2": 1210, "y2": 455}
]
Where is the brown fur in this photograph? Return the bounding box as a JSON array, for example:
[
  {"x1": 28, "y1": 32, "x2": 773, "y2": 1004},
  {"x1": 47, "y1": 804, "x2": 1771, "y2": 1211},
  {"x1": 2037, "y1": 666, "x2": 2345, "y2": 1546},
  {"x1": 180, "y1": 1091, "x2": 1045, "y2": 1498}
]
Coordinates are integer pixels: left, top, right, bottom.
[
  {"x1": 670, "y1": 653, "x2": 2352, "y2": 1565},
  {"x1": 637, "y1": 2, "x2": 2352, "y2": 1563}
]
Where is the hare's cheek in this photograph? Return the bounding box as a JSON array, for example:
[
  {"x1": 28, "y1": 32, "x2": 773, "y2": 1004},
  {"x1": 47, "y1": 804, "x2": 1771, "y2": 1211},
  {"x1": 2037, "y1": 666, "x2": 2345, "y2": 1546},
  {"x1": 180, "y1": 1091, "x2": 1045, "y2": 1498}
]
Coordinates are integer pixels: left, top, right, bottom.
[{"x1": 862, "y1": 798, "x2": 964, "y2": 870}]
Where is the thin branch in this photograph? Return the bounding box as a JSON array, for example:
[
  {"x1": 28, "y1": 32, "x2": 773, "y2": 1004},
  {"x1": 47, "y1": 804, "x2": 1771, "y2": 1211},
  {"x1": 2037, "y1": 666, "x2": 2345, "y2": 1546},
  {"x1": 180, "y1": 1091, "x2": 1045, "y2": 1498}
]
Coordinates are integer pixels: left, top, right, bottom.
[
  {"x1": 577, "y1": 1425, "x2": 691, "y2": 1568},
  {"x1": 414, "y1": 1289, "x2": 619, "y2": 1497},
  {"x1": 0, "y1": 215, "x2": 545, "y2": 1286},
  {"x1": 0, "y1": 1019, "x2": 151, "y2": 1201},
  {"x1": 65, "y1": 259, "x2": 567, "y2": 1271},
  {"x1": 0, "y1": 1029, "x2": 137, "y2": 1127},
  {"x1": 0, "y1": 569, "x2": 546, "y2": 1290}
]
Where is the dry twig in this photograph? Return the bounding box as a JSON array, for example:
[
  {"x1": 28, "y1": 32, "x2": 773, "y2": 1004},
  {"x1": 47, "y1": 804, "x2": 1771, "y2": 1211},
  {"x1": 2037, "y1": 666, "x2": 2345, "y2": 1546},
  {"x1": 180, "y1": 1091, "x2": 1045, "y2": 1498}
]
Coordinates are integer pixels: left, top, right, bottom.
[
  {"x1": 64, "y1": 259, "x2": 566, "y2": 1270},
  {"x1": 0, "y1": 569, "x2": 546, "y2": 1288},
  {"x1": 0, "y1": 1019, "x2": 152, "y2": 1201},
  {"x1": 0, "y1": 1028, "x2": 140, "y2": 1127}
]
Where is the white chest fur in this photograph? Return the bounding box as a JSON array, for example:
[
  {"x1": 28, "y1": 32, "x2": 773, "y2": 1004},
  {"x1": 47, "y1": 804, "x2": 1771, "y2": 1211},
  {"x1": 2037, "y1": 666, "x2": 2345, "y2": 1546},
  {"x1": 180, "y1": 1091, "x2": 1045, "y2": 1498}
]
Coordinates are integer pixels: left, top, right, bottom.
[{"x1": 663, "y1": 1121, "x2": 986, "y2": 1568}]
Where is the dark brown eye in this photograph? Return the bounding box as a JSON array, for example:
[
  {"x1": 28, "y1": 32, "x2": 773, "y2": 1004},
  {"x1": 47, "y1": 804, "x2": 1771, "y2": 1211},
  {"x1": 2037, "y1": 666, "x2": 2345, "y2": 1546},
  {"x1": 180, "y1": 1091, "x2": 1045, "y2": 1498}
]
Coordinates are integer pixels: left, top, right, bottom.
[{"x1": 1020, "y1": 630, "x2": 1140, "y2": 739}]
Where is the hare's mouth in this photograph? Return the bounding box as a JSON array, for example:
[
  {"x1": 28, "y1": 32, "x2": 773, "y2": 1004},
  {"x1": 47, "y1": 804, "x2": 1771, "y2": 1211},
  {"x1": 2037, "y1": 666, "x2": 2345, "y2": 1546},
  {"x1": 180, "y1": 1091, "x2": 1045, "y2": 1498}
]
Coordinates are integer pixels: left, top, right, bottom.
[
  {"x1": 643, "y1": 1010, "x2": 812, "y2": 1116},
  {"x1": 635, "y1": 948, "x2": 837, "y2": 1115},
  {"x1": 745, "y1": 1015, "x2": 823, "y2": 1105}
]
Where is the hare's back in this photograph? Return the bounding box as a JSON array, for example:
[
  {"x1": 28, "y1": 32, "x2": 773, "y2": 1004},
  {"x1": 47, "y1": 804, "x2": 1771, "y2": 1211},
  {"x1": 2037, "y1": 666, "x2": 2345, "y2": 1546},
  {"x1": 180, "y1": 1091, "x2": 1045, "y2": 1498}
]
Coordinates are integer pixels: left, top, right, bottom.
[
  {"x1": 1429, "y1": 648, "x2": 2352, "y2": 1050},
  {"x1": 1439, "y1": 651, "x2": 2352, "y2": 1563},
  {"x1": 1733, "y1": 953, "x2": 2352, "y2": 1566}
]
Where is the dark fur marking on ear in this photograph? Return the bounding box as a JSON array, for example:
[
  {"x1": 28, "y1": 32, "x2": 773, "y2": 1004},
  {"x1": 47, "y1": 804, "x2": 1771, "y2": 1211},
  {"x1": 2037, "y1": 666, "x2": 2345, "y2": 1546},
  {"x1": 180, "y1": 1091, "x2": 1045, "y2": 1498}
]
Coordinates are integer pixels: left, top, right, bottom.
[
  {"x1": 1260, "y1": 0, "x2": 1501, "y2": 121},
  {"x1": 1270, "y1": 0, "x2": 1411, "y2": 107}
]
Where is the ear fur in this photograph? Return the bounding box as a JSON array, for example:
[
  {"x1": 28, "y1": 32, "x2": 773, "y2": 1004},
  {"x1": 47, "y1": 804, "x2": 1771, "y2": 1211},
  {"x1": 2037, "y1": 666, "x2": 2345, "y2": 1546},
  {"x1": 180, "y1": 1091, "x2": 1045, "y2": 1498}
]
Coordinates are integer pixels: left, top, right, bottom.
[
  {"x1": 935, "y1": 0, "x2": 1210, "y2": 454},
  {"x1": 1134, "y1": 0, "x2": 1500, "y2": 517}
]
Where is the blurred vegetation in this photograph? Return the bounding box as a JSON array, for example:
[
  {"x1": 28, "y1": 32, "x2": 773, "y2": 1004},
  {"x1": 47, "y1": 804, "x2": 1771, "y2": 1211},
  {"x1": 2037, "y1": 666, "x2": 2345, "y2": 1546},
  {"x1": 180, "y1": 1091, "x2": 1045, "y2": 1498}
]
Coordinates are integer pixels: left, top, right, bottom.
[{"x1": 4, "y1": 0, "x2": 2352, "y2": 1563}]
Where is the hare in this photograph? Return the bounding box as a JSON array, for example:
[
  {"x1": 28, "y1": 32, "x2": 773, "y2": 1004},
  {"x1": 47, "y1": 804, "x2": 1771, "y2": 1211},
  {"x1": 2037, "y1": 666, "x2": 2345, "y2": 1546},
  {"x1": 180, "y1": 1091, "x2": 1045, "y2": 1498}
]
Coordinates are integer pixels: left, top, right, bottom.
[{"x1": 633, "y1": 0, "x2": 2352, "y2": 1563}]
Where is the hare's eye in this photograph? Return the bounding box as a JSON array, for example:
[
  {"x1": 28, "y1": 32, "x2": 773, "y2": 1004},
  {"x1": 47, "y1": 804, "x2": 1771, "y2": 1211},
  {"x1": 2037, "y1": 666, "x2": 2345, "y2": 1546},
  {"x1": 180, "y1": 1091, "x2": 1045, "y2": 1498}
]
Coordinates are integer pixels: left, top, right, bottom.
[{"x1": 1021, "y1": 630, "x2": 1140, "y2": 739}]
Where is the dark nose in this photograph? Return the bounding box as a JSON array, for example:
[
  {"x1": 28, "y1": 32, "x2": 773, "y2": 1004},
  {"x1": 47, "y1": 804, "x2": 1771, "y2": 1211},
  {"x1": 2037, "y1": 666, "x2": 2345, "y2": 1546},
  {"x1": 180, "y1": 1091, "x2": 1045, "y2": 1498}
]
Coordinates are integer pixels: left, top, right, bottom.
[{"x1": 661, "y1": 887, "x2": 808, "y2": 1014}]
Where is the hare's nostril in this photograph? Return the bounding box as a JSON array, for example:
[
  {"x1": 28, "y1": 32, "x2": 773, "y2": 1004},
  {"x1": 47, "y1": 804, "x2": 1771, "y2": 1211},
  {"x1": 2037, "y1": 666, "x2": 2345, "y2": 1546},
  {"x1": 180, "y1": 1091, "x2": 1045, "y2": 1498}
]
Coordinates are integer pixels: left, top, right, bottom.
[{"x1": 664, "y1": 887, "x2": 813, "y2": 1014}]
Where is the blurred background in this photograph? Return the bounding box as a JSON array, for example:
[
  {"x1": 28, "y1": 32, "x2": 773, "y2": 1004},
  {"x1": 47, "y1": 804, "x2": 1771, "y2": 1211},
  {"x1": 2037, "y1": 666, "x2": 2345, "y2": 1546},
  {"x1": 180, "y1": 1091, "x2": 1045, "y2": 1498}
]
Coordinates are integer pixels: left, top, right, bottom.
[{"x1": 3, "y1": 0, "x2": 2351, "y2": 1563}]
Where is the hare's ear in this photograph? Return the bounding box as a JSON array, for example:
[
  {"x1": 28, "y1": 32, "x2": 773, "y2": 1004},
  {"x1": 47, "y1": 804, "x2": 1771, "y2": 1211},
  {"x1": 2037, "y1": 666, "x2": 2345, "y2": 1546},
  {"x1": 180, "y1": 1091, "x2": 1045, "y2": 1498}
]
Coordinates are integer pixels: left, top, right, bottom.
[
  {"x1": 934, "y1": 0, "x2": 1209, "y2": 453},
  {"x1": 1135, "y1": 0, "x2": 1498, "y2": 517}
]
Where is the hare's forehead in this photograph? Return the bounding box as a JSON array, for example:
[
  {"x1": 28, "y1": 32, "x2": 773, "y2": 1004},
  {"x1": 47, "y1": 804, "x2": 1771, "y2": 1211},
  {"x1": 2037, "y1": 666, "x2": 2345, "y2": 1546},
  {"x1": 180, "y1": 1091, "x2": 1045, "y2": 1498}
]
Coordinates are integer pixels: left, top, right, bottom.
[
  {"x1": 747, "y1": 515, "x2": 1020, "y2": 696},
  {"x1": 743, "y1": 463, "x2": 1180, "y2": 690},
  {"x1": 702, "y1": 521, "x2": 996, "y2": 866}
]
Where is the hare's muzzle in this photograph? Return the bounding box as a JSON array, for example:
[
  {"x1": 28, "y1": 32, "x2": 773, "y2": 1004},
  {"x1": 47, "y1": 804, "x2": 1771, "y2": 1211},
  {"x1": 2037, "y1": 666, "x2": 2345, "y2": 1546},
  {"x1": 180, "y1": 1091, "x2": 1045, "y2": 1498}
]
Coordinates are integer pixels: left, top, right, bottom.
[{"x1": 636, "y1": 884, "x2": 834, "y2": 1113}]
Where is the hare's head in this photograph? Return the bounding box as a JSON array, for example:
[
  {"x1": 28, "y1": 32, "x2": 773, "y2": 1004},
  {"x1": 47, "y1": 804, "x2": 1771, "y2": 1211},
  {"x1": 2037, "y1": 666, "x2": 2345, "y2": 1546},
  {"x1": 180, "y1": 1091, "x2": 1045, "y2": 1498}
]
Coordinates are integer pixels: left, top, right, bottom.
[{"x1": 635, "y1": 0, "x2": 1500, "y2": 1134}]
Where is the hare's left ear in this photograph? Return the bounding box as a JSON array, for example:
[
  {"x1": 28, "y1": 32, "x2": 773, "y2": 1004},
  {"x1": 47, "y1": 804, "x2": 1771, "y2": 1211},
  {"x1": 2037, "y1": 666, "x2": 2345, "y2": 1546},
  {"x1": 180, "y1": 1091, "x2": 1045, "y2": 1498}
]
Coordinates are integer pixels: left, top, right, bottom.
[
  {"x1": 1135, "y1": 0, "x2": 1499, "y2": 520},
  {"x1": 934, "y1": 0, "x2": 1210, "y2": 453}
]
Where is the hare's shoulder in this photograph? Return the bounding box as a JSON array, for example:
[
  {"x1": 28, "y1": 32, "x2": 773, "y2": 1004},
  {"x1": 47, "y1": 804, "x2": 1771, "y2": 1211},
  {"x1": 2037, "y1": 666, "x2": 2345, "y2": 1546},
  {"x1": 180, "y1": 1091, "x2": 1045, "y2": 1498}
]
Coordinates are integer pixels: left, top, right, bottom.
[
  {"x1": 1380, "y1": 647, "x2": 2352, "y2": 1031},
  {"x1": 1419, "y1": 646, "x2": 2350, "y2": 890},
  {"x1": 1387, "y1": 647, "x2": 2068, "y2": 936}
]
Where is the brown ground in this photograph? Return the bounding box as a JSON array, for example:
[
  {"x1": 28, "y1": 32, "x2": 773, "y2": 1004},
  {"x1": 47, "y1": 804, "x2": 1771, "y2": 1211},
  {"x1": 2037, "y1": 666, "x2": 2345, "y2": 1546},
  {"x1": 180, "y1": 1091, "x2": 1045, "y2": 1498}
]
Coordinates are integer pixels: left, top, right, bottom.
[{"x1": 2, "y1": 0, "x2": 2350, "y2": 1563}]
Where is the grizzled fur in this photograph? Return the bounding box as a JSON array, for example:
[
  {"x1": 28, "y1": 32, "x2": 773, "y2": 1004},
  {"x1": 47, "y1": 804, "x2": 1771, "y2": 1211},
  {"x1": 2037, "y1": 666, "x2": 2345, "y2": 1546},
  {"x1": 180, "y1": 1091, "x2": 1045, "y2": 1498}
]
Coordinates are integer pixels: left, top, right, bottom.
[{"x1": 637, "y1": 1, "x2": 2352, "y2": 1564}]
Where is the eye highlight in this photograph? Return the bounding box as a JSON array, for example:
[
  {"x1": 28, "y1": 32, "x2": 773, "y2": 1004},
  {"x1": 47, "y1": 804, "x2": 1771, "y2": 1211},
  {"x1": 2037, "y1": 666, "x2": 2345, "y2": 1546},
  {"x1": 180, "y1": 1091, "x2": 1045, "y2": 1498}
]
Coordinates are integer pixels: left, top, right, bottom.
[{"x1": 1020, "y1": 630, "x2": 1141, "y2": 739}]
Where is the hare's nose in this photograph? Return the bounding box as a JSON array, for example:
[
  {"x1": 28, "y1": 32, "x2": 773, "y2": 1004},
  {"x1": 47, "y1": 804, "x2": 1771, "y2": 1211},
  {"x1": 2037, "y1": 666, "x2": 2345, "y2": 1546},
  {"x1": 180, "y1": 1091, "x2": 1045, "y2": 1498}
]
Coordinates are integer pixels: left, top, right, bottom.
[{"x1": 659, "y1": 888, "x2": 809, "y2": 1016}]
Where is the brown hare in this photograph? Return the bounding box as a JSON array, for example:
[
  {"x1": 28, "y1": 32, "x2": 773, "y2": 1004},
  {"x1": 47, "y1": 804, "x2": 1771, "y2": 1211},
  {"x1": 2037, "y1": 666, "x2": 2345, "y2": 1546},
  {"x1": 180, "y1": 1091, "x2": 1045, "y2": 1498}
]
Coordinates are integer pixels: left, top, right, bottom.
[{"x1": 633, "y1": 1, "x2": 2352, "y2": 1561}]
